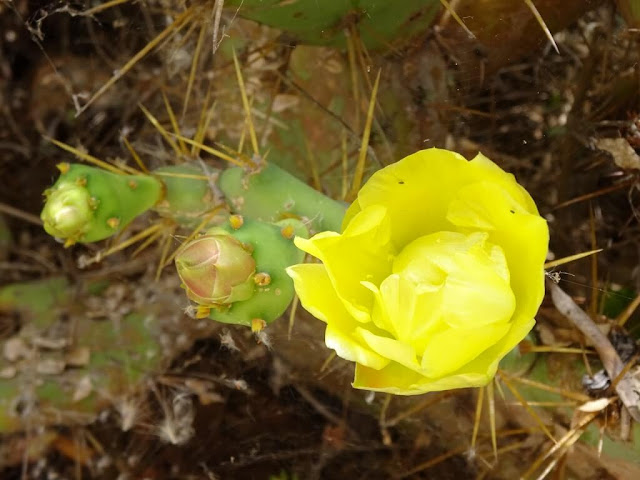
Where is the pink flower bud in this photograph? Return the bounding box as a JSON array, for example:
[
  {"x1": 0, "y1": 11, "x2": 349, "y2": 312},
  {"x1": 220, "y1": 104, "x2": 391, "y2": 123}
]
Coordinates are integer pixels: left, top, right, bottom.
[{"x1": 175, "y1": 233, "x2": 256, "y2": 307}]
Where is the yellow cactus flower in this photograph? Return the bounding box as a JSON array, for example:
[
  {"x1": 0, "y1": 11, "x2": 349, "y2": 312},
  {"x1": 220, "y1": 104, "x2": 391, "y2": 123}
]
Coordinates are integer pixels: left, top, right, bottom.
[{"x1": 286, "y1": 148, "x2": 548, "y2": 395}]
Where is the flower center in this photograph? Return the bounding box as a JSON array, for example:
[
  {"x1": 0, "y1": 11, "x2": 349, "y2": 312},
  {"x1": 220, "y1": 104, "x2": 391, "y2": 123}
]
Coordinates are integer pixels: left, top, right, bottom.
[
  {"x1": 357, "y1": 231, "x2": 517, "y2": 378},
  {"x1": 393, "y1": 230, "x2": 516, "y2": 331}
]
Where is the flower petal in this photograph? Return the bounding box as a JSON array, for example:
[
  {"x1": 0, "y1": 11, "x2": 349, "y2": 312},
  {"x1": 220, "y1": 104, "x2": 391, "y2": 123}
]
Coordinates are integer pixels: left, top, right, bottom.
[
  {"x1": 356, "y1": 327, "x2": 421, "y2": 371},
  {"x1": 353, "y1": 362, "x2": 491, "y2": 395},
  {"x1": 464, "y1": 313, "x2": 536, "y2": 376},
  {"x1": 420, "y1": 322, "x2": 511, "y2": 378},
  {"x1": 346, "y1": 148, "x2": 473, "y2": 248},
  {"x1": 394, "y1": 231, "x2": 516, "y2": 329},
  {"x1": 326, "y1": 324, "x2": 389, "y2": 370},
  {"x1": 286, "y1": 263, "x2": 389, "y2": 370},
  {"x1": 294, "y1": 205, "x2": 394, "y2": 322},
  {"x1": 365, "y1": 274, "x2": 447, "y2": 353},
  {"x1": 446, "y1": 181, "x2": 548, "y2": 322},
  {"x1": 467, "y1": 152, "x2": 540, "y2": 215},
  {"x1": 362, "y1": 274, "x2": 419, "y2": 341},
  {"x1": 286, "y1": 263, "x2": 342, "y2": 324}
]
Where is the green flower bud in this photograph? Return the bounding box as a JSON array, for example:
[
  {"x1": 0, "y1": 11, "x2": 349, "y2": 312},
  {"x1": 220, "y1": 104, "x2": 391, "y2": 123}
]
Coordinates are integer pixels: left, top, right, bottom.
[
  {"x1": 175, "y1": 233, "x2": 256, "y2": 308},
  {"x1": 41, "y1": 183, "x2": 93, "y2": 242},
  {"x1": 41, "y1": 163, "x2": 163, "y2": 245}
]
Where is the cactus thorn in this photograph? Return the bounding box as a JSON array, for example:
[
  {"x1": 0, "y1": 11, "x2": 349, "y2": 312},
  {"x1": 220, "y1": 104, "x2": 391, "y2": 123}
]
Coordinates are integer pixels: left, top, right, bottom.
[
  {"x1": 128, "y1": 180, "x2": 138, "y2": 189},
  {"x1": 280, "y1": 224, "x2": 295, "y2": 239},
  {"x1": 63, "y1": 238, "x2": 76, "y2": 248},
  {"x1": 251, "y1": 318, "x2": 266, "y2": 332},
  {"x1": 107, "y1": 217, "x2": 121, "y2": 229},
  {"x1": 57, "y1": 162, "x2": 70, "y2": 174},
  {"x1": 253, "y1": 272, "x2": 271, "y2": 286},
  {"x1": 75, "y1": 177, "x2": 88, "y2": 187},
  {"x1": 89, "y1": 197, "x2": 99, "y2": 210},
  {"x1": 229, "y1": 214, "x2": 244, "y2": 230}
]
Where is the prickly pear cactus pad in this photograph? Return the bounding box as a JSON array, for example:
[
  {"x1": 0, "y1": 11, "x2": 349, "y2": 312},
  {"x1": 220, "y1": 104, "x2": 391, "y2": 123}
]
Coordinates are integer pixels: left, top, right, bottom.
[
  {"x1": 0, "y1": 277, "x2": 164, "y2": 433},
  {"x1": 0, "y1": 272, "x2": 216, "y2": 435},
  {"x1": 153, "y1": 163, "x2": 223, "y2": 226},
  {"x1": 211, "y1": 217, "x2": 309, "y2": 328},
  {"x1": 41, "y1": 163, "x2": 163, "y2": 245},
  {"x1": 226, "y1": 0, "x2": 441, "y2": 49},
  {"x1": 176, "y1": 216, "x2": 309, "y2": 327},
  {"x1": 219, "y1": 163, "x2": 345, "y2": 233}
]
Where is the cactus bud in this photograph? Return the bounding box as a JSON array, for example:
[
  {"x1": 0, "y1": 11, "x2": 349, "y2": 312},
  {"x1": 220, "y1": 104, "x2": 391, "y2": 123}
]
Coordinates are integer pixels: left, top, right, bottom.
[
  {"x1": 175, "y1": 233, "x2": 256, "y2": 308},
  {"x1": 41, "y1": 164, "x2": 163, "y2": 245},
  {"x1": 41, "y1": 183, "x2": 93, "y2": 241}
]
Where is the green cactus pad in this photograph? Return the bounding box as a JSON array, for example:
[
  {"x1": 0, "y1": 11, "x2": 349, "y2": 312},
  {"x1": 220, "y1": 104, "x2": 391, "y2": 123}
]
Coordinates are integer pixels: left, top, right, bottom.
[
  {"x1": 219, "y1": 163, "x2": 346, "y2": 233},
  {"x1": 0, "y1": 277, "x2": 163, "y2": 433},
  {"x1": 226, "y1": 0, "x2": 441, "y2": 50},
  {"x1": 41, "y1": 164, "x2": 163, "y2": 244},
  {"x1": 152, "y1": 163, "x2": 222, "y2": 226},
  {"x1": 207, "y1": 217, "x2": 309, "y2": 327}
]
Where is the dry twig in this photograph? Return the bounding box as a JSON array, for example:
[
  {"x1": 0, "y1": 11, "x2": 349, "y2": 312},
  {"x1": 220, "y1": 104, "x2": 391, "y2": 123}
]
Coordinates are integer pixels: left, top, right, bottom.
[{"x1": 548, "y1": 281, "x2": 640, "y2": 422}]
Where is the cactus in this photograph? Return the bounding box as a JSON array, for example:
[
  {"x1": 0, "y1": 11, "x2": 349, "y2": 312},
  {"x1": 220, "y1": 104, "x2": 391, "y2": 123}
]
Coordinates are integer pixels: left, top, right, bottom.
[
  {"x1": 219, "y1": 163, "x2": 346, "y2": 233},
  {"x1": 40, "y1": 157, "x2": 346, "y2": 328},
  {"x1": 153, "y1": 163, "x2": 222, "y2": 226},
  {"x1": 177, "y1": 216, "x2": 309, "y2": 328},
  {"x1": 41, "y1": 161, "x2": 225, "y2": 245},
  {"x1": 0, "y1": 277, "x2": 163, "y2": 432},
  {"x1": 41, "y1": 163, "x2": 163, "y2": 246},
  {"x1": 225, "y1": 0, "x2": 442, "y2": 50}
]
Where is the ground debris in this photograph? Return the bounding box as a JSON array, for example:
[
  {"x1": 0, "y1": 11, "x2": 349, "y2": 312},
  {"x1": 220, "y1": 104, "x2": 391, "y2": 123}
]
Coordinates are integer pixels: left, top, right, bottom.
[{"x1": 594, "y1": 137, "x2": 640, "y2": 170}]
